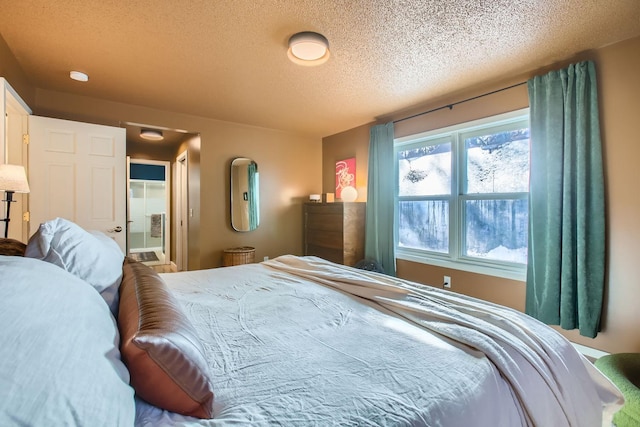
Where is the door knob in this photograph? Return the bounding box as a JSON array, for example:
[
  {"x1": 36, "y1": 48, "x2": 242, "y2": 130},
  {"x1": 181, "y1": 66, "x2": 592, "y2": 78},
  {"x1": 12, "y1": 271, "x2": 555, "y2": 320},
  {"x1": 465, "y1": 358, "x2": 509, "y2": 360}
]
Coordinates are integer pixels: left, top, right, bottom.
[{"x1": 108, "y1": 226, "x2": 123, "y2": 233}]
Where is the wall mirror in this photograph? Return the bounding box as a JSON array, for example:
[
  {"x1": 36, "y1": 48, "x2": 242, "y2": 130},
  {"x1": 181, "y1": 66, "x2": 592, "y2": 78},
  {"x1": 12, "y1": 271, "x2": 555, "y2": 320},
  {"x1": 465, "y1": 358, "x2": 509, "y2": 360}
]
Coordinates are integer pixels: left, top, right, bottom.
[{"x1": 230, "y1": 157, "x2": 259, "y2": 231}]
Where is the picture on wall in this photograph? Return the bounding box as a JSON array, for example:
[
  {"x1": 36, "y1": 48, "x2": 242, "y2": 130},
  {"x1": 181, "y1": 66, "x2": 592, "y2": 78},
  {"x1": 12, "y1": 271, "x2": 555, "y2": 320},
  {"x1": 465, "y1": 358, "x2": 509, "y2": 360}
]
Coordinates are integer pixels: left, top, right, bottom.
[{"x1": 335, "y1": 158, "x2": 356, "y2": 200}]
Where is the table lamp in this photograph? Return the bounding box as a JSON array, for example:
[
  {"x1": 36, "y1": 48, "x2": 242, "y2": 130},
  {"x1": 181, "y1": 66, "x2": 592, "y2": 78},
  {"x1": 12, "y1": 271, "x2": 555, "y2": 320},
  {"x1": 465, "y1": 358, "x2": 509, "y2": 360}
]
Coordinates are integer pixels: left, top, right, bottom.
[{"x1": 0, "y1": 164, "x2": 30, "y2": 238}]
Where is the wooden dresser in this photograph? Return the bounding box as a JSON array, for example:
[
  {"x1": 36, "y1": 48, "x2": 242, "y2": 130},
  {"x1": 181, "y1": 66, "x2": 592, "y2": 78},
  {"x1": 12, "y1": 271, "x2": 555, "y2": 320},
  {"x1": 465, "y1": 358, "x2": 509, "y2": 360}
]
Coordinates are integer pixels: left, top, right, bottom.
[{"x1": 303, "y1": 202, "x2": 366, "y2": 266}]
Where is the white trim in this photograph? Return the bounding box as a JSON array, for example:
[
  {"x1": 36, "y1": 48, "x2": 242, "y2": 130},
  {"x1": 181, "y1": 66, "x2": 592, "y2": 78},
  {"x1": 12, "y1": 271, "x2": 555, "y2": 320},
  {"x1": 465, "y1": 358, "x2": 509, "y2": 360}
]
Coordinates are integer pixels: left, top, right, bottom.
[
  {"x1": 397, "y1": 250, "x2": 527, "y2": 281},
  {"x1": 126, "y1": 156, "x2": 131, "y2": 254},
  {"x1": 571, "y1": 343, "x2": 609, "y2": 360},
  {"x1": 130, "y1": 246, "x2": 163, "y2": 252},
  {"x1": 175, "y1": 150, "x2": 188, "y2": 271},
  {"x1": 120, "y1": 121, "x2": 191, "y2": 134},
  {"x1": 2, "y1": 78, "x2": 32, "y2": 115}
]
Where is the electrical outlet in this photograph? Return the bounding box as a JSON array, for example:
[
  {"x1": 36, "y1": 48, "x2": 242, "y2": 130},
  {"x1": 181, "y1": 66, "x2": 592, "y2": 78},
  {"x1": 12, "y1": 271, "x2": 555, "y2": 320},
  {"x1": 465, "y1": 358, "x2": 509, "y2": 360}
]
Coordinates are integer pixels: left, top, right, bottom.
[
  {"x1": 264, "y1": 256, "x2": 269, "y2": 261},
  {"x1": 443, "y1": 275, "x2": 451, "y2": 288}
]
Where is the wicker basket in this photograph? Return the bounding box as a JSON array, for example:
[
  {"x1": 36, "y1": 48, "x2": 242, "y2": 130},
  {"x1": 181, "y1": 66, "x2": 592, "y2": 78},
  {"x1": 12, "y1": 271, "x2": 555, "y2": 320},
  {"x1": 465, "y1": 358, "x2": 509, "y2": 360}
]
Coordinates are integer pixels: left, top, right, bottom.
[{"x1": 222, "y1": 246, "x2": 256, "y2": 266}]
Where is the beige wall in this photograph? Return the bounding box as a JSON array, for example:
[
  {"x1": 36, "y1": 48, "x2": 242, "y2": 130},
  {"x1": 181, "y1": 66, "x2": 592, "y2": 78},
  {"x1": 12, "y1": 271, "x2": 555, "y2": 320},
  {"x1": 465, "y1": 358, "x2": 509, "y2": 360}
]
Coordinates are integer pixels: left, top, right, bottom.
[
  {"x1": 0, "y1": 36, "x2": 34, "y2": 107},
  {"x1": 322, "y1": 35, "x2": 640, "y2": 354},
  {"x1": 127, "y1": 136, "x2": 188, "y2": 162},
  {"x1": 322, "y1": 123, "x2": 371, "y2": 202}
]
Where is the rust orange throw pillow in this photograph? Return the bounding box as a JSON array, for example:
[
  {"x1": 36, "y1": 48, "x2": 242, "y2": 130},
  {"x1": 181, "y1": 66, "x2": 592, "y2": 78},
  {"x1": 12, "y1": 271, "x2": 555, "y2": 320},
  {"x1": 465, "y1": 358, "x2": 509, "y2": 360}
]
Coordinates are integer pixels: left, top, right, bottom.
[{"x1": 118, "y1": 258, "x2": 214, "y2": 418}]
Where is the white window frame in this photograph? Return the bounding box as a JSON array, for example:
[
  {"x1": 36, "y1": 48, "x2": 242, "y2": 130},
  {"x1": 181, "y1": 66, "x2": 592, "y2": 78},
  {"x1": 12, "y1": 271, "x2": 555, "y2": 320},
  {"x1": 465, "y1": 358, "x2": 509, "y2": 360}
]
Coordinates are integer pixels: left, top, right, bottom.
[{"x1": 394, "y1": 108, "x2": 530, "y2": 281}]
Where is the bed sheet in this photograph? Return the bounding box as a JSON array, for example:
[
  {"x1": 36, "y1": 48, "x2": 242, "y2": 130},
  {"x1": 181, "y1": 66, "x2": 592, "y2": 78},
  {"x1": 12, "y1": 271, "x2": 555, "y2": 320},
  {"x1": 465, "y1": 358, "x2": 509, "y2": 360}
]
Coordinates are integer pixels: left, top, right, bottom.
[{"x1": 135, "y1": 256, "x2": 621, "y2": 426}]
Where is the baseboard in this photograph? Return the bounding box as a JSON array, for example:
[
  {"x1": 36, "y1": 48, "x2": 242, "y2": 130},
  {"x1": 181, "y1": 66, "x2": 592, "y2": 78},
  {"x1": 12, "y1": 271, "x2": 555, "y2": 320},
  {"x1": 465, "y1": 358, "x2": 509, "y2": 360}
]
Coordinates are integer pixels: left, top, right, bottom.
[
  {"x1": 171, "y1": 261, "x2": 178, "y2": 271},
  {"x1": 571, "y1": 342, "x2": 609, "y2": 361}
]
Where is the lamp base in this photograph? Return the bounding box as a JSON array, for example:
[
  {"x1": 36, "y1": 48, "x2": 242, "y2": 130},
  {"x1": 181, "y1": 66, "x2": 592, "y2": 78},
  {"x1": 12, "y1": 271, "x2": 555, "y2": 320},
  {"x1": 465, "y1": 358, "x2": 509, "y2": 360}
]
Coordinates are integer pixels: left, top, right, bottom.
[{"x1": 2, "y1": 190, "x2": 15, "y2": 238}]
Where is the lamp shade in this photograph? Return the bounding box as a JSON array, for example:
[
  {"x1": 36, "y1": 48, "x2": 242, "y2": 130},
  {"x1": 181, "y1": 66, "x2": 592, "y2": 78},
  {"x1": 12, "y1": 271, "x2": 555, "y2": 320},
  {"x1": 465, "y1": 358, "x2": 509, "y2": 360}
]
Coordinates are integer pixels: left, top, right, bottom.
[
  {"x1": 0, "y1": 164, "x2": 30, "y2": 193},
  {"x1": 340, "y1": 186, "x2": 357, "y2": 202}
]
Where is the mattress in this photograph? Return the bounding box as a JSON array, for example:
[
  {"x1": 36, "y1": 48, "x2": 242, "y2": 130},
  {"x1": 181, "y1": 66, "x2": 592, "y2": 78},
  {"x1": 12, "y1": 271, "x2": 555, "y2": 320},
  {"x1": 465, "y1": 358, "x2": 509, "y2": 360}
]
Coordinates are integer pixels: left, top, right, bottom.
[{"x1": 134, "y1": 255, "x2": 621, "y2": 426}]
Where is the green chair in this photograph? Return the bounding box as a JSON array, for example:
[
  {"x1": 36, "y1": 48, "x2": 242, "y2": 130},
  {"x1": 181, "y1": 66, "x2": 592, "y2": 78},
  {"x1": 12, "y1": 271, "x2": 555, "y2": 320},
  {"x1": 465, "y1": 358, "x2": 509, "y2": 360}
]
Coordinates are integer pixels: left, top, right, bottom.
[{"x1": 595, "y1": 353, "x2": 640, "y2": 426}]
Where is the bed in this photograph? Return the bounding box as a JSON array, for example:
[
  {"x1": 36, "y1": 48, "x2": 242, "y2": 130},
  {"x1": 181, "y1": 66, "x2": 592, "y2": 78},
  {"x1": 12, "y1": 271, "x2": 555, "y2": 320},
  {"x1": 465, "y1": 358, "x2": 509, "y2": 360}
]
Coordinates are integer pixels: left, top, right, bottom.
[{"x1": 0, "y1": 218, "x2": 624, "y2": 426}]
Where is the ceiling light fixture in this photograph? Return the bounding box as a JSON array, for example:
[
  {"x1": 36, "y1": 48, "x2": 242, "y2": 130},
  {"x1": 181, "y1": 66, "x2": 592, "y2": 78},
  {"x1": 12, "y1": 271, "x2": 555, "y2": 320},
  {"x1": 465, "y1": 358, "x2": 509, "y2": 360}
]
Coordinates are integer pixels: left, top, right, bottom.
[
  {"x1": 69, "y1": 71, "x2": 89, "y2": 82},
  {"x1": 287, "y1": 31, "x2": 330, "y2": 66},
  {"x1": 140, "y1": 129, "x2": 164, "y2": 141}
]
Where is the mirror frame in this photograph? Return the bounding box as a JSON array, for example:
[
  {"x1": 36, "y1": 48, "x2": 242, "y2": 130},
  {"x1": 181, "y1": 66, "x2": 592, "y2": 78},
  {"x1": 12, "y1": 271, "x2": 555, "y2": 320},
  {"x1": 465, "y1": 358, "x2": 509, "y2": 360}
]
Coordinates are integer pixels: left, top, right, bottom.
[{"x1": 230, "y1": 157, "x2": 259, "y2": 232}]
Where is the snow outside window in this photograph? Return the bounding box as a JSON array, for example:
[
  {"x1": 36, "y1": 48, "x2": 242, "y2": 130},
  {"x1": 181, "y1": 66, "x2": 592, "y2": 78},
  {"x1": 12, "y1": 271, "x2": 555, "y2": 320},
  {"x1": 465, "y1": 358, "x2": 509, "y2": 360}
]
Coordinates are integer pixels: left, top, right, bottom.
[{"x1": 395, "y1": 109, "x2": 530, "y2": 280}]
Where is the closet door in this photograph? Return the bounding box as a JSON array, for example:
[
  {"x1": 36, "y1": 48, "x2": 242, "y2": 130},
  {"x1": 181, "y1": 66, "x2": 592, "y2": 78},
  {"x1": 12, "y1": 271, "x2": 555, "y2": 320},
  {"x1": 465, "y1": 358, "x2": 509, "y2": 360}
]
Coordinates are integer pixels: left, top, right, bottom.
[
  {"x1": 28, "y1": 116, "x2": 127, "y2": 252},
  {"x1": 1, "y1": 78, "x2": 32, "y2": 242}
]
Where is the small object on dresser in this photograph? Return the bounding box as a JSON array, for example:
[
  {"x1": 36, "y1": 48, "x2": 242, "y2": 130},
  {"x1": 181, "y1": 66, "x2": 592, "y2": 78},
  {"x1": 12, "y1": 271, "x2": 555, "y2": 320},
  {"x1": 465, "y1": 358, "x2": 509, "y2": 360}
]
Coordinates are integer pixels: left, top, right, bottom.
[
  {"x1": 324, "y1": 193, "x2": 335, "y2": 203},
  {"x1": 340, "y1": 186, "x2": 358, "y2": 202},
  {"x1": 309, "y1": 194, "x2": 321, "y2": 203}
]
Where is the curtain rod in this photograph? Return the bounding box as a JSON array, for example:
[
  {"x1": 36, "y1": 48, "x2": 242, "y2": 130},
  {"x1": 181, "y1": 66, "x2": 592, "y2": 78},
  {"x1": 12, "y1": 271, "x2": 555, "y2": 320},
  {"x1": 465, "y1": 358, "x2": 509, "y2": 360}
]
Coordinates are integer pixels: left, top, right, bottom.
[{"x1": 393, "y1": 81, "x2": 527, "y2": 124}]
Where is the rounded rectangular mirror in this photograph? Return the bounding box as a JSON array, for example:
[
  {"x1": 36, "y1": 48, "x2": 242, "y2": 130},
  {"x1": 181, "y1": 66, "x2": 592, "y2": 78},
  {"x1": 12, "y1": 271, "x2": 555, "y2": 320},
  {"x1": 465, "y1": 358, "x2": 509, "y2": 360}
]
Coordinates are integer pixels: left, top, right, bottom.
[{"x1": 231, "y1": 157, "x2": 259, "y2": 231}]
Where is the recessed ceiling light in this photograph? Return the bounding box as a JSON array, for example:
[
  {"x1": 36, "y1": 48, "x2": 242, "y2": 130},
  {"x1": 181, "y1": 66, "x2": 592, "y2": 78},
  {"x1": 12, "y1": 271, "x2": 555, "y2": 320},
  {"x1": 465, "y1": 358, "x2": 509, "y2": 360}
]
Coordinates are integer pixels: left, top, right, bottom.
[
  {"x1": 288, "y1": 32, "x2": 330, "y2": 66},
  {"x1": 69, "y1": 71, "x2": 89, "y2": 82},
  {"x1": 140, "y1": 129, "x2": 164, "y2": 141}
]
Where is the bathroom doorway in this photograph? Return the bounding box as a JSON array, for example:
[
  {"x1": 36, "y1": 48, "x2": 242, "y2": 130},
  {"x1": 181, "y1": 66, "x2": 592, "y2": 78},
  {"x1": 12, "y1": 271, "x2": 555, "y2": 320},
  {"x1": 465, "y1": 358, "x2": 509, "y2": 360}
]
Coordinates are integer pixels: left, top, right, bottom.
[{"x1": 127, "y1": 159, "x2": 171, "y2": 266}]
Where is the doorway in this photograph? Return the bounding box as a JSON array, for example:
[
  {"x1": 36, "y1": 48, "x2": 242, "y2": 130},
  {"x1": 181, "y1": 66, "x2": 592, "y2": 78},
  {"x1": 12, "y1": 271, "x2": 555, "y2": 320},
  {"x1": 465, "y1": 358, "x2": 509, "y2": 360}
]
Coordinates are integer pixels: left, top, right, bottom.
[
  {"x1": 122, "y1": 122, "x2": 200, "y2": 271},
  {"x1": 175, "y1": 150, "x2": 188, "y2": 271},
  {"x1": 127, "y1": 159, "x2": 170, "y2": 266},
  {"x1": 3, "y1": 79, "x2": 31, "y2": 242}
]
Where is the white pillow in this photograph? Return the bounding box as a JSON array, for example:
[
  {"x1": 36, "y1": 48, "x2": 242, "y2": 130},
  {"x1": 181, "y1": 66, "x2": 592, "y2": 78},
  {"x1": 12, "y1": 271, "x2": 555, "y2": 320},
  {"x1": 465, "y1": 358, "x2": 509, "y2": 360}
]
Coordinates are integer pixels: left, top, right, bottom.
[
  {"x1": 25, "y1": 217, "x2": 124, "y2": 315},
  {"x1": 0, "y1": 256, "x2": 135, "y2": 426}
]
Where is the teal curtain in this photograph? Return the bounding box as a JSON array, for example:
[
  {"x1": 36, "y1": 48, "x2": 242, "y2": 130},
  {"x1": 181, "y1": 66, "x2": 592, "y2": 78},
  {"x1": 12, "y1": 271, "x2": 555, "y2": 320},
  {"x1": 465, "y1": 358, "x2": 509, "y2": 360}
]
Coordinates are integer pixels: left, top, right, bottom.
[
  {"x1": 526, "y1": 61, "x2": 605, "y2": 338},
  {"x1": 365, "y1": 122, "x2": 396, "y2": 276},
  {"x1": 248, "y1": 162, "x2": 259, "y2": 230}
]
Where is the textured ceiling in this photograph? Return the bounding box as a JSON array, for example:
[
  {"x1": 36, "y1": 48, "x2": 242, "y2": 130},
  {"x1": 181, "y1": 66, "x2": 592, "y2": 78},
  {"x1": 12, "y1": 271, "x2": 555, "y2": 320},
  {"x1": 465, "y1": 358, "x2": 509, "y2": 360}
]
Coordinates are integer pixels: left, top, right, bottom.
[{"x1": 1, "y1": 0, "x2": 639, "y2": 138}]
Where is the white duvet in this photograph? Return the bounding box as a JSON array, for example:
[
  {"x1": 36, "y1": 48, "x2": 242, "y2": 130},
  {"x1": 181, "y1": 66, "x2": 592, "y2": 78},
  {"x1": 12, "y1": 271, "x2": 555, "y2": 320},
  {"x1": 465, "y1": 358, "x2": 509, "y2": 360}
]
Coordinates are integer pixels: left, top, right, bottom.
[{"x1": 135, "y1": 255, "x2": 622, "y2": 426}]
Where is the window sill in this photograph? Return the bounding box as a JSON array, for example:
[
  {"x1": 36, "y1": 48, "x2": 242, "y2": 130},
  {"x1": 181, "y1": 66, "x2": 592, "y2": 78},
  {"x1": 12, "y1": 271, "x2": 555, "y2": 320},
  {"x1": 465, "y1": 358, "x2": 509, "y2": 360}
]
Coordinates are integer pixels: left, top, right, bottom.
[{"x1": 396, "y1": 250, "x2": 526, "y2": 282}]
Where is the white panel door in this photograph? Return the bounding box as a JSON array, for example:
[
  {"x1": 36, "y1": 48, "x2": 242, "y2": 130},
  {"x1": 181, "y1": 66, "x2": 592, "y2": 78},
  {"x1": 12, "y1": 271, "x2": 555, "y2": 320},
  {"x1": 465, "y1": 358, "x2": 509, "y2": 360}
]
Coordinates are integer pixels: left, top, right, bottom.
[{"x1": 28, "y1": 116, "x2": 126, "y2": 252}]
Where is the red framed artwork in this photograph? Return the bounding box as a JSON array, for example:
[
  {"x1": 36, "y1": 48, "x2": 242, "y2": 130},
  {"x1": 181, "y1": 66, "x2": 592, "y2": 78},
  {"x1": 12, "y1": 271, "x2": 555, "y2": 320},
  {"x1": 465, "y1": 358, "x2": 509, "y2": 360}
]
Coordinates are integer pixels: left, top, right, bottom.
[{"x1": 335, "y1": 158, "x2": 356, "y2": 199}]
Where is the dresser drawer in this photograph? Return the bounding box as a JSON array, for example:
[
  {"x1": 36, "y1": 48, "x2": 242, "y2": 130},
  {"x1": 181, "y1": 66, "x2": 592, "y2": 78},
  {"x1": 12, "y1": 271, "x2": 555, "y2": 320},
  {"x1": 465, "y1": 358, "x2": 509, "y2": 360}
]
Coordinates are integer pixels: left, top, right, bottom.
[
  {"x1": 304, "y1": 203, "x2": 342, "y2": 215},
  {"x1": 305, "y1": 229, "x2": 343, "y2": 249},
  {"x1": 305, "y1": 213, "x2": 344, "y2": 232}
]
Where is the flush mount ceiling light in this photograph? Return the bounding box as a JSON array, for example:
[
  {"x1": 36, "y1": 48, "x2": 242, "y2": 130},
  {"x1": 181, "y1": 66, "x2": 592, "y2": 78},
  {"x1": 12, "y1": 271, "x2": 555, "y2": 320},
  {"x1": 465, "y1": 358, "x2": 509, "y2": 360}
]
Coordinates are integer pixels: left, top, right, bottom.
[
  {"x1": 69, "y1": 71, "x2": 89, "y2": 82},
  {"x1": 140, "y1": 129, "x2": 164, "y2": 141},
  {"x1": 287, "y1": 31, "x2": 330, "y2": 66}
]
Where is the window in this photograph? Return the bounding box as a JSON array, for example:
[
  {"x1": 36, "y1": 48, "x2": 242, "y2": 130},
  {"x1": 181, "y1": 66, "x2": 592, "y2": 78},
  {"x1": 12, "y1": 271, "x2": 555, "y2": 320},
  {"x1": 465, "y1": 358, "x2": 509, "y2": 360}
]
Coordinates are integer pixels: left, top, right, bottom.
[{"x1": 395, "y1": 109, "x2": 530, "y2": 279}]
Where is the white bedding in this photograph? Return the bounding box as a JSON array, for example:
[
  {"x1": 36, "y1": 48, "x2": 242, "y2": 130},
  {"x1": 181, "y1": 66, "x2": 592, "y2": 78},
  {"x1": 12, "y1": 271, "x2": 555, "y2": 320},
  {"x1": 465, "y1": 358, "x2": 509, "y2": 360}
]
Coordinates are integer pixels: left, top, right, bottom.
[{"x1": 135, "y1": 255, "x2": 622, "y2": 426}]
